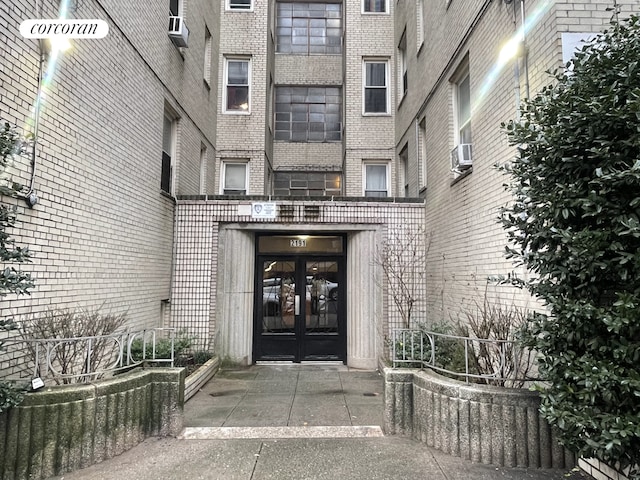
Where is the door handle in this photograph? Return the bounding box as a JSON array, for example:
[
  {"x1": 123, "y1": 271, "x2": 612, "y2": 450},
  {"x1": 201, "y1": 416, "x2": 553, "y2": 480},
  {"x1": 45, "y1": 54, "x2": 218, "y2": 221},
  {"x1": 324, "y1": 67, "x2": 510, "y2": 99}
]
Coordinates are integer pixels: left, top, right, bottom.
[{"x1": 295, "y1": 295, "x2": 300, "y2": 315}]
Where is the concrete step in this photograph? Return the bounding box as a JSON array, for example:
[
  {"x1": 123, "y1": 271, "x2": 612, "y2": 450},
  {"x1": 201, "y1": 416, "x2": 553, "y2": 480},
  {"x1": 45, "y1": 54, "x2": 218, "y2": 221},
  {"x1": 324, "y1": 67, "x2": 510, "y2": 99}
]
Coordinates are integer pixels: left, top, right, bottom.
[{"x1": 179, "y1": 425, "x2": 384, "y2": 440}]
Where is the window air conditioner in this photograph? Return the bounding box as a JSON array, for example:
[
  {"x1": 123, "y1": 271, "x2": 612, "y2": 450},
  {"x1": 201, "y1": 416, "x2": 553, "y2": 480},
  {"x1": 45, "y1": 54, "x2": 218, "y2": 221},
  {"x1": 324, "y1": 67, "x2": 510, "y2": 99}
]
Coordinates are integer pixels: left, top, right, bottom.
[
  {"x1": 168, "y1": 16, "x2": 189, "y2": 48},
  {"x1": 451, "y1": 143, "x2": 473, "y2": 171}
]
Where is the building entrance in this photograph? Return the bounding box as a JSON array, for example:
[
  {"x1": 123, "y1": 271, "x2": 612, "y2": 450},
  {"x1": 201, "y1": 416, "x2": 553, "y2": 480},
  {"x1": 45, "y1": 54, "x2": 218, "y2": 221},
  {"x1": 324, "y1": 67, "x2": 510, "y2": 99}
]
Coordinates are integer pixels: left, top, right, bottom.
[{"x1": 254, "y1": 235, "x2": 346, "y2": 362}]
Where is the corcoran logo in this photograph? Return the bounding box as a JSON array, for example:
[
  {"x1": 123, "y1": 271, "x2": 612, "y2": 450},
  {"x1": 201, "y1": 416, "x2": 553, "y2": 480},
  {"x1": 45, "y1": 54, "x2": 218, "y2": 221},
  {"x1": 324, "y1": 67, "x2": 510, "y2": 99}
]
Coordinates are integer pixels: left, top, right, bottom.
[{"x1": 19, "y1": 19, "x2": 109, "y2": 39}]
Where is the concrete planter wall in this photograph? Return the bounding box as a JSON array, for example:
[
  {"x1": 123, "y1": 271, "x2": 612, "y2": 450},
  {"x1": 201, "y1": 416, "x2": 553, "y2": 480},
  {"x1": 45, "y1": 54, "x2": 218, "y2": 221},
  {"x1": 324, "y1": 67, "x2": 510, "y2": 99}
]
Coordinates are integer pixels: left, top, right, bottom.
[
  {"x1": 0, "y1": 368, "x2": 185, "y2": 480},
  {"x1": 184, "y1": 356, "x2": 220, "y2": 401},
  {"x1": 384, "y1": 368, "x2": 576, "y2": 469}
]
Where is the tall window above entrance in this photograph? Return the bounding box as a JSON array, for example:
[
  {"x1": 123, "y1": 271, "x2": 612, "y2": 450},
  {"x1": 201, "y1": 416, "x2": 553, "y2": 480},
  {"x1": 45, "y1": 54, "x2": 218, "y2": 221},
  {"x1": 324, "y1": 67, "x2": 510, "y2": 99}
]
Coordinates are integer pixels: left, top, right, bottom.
[
  {"x1": 275, "y1": 87, "x2": 342, "y2": 142},
  {"x1": 273, "y1": 171, "x2": 342, "y2": 197},
  {"x1": 276, "y1": 2, "x2": 342, "y2": 55}
]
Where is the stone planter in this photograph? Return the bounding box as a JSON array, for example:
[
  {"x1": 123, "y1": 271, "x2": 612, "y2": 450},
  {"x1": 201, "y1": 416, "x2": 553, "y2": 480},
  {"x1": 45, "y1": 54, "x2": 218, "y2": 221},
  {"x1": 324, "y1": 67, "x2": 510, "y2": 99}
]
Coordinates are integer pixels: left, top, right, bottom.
[
  {"x1": 384, "y1": 367, "x2": 576, "y2": 469},
  {"x1": 0, "y1": 368, "x2": 185, "y2": 480},
  {"x1": 184, "y1": 356, "x2": 220, "y2": 401}
]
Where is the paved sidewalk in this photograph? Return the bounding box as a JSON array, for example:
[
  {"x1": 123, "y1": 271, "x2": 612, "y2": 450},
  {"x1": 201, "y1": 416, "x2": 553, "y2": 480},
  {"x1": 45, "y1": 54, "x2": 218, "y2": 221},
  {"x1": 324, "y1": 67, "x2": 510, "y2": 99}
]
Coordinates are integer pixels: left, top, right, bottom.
[{"x1": 52, "y1": 364, "x2": 585, "y2": 480}]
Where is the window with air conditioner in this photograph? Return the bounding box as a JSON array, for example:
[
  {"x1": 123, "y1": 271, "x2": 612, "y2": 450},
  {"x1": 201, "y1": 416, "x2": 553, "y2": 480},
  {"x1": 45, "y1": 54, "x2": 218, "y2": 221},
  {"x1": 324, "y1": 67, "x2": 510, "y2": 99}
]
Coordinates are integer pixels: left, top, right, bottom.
[
  {"x1": 451, "y1": 65, "x2": 472, "y2": 172},
  {"x1": 224, "y1": 58, "x2": 251, "y2": 113},
  {"x1": 168, "y1": 0, "x2": 189, "y2": 48},
  {"x1": 221, "y1": 162, "x2": 248, "y2": 195}
]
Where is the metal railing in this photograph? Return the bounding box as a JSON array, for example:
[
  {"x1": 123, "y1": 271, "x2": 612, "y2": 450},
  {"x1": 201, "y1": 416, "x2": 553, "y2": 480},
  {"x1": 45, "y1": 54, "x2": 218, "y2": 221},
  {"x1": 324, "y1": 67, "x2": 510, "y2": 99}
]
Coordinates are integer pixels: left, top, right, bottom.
[
  {"x1": 1, "y1": 328, "x2": 177, "y2": 385},
  {"x1": 391, "y1": 328, "x2": 539, "y2": 387}
]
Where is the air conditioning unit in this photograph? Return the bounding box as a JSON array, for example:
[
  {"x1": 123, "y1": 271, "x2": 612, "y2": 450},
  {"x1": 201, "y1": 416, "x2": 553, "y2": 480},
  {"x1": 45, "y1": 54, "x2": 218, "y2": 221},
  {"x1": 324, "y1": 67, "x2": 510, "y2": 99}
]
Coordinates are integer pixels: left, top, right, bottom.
[
  {"x1": 451, "y1": 143, "x2": 473, "y2": 171},
  {"x1": 168, "y1": 16, "x2": 189, "y2": 48}
]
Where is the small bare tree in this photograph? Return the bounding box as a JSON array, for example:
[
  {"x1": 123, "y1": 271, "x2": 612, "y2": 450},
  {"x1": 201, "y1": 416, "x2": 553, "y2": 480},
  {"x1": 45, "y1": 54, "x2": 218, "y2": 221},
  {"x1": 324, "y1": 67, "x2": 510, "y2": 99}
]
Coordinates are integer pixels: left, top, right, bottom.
[
  {"x1": 21, "y1": 306, "x2": 128, "y2": 384},
  {"x1": 374, "y1": 226, "x2": 428, "y2": 328}
]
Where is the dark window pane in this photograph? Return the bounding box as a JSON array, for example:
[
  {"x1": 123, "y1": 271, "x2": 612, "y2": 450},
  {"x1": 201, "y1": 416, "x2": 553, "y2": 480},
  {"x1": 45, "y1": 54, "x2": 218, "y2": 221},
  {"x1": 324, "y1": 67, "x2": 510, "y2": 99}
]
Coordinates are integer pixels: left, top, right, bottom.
[
  {"x1": 161, "y1": 151, "x2": 171, "y2": 192},
  {"x1": 229, "y1": 0, "x2": 252, "y2": 9},
  {"x1": 227, "y1": 86, "x2": 249, "y2": 110},
  {"x1": 170, "y1": 0, "x2": 179, "y2": 16},
  {"x1": 365, "y1": 89, "x2": 387, "y2": 113},
  {"x1": 366, "y1": 63, "x2": 386, "y2": 86},
  {"x1": 227, "y1": 61, "x2": 248, "y2": 84}
]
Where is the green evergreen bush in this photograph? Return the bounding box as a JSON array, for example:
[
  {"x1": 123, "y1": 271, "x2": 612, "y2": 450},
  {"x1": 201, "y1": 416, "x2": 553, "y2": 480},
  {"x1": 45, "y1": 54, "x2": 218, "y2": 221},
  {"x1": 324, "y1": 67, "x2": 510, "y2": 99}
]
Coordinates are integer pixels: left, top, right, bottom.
[
  {"x1": 0, "y1": 122, "x2": 34, "y2": 413},
  {"x1": 501, "y1": 16, "x2": 640, "y2": 478}
]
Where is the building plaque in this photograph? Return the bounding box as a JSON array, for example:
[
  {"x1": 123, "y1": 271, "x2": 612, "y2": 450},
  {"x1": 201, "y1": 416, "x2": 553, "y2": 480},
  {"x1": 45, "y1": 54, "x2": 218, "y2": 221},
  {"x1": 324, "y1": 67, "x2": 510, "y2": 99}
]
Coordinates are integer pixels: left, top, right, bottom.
[{"x1": 251, "y1": 202, "x2": 277, "y2": 219}]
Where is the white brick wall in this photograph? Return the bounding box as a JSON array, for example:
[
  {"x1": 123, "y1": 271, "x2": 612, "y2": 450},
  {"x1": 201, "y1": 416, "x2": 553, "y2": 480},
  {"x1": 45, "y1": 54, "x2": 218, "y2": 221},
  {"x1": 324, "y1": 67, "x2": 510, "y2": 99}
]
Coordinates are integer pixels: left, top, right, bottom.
[
  {"x1": 395, "y1": 0, "x2": 640, "y2": 324},
  {"x1": 579, "y1": 458, "x2": 635, "y2": 480},
  {"x1": 0, "y1": 0, "x2": 216, "y2": 353}
]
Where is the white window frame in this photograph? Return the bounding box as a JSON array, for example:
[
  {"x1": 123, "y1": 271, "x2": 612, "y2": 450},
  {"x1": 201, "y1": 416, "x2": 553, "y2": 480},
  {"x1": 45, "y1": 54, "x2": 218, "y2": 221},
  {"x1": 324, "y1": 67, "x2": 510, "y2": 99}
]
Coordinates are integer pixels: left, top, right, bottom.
[
  {"x1": 398, "y1": 31, "x2": 408, "y2": 101},
  {"x1": 226, "y1": 0, "x2": 253, "y2": 11},
  {"x1": 224, "y1": 57, "x2": 251, "y2": 114},
  {"x1": 221, "y1": 161, "x2": 249, "y2": 195},
  {"x1": 362, "y1": 161, "x2": 390, "y2": 197},
  {"x1": 199, "y1": 144, "x2": 207, "y2": 194},
  {"x1": 452, "y1": 65, "x2": 471, "y2": 147},
  {"x1": 162, "y1": 110, "x2": 177, "y2": 196},
  {"x1": 363, "y1": 59, "x2": 389, "y2": 115},
  {"x1": 399, "y1": 145, "x2": 409, "y2": 197},
  {"x1": 203, "y1": 26, "x2": 212, "y2": 88},
  {"x1": 362, "y1": 0, "x2": 388, "y2": 14}
]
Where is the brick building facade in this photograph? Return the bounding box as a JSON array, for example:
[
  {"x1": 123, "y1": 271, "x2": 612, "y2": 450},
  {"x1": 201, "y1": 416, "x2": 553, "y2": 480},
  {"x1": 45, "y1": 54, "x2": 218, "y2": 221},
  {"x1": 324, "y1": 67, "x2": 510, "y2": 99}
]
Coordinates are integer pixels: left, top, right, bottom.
[{"x1": 1, "y1": 0, "x2": 638, "y2": 373}]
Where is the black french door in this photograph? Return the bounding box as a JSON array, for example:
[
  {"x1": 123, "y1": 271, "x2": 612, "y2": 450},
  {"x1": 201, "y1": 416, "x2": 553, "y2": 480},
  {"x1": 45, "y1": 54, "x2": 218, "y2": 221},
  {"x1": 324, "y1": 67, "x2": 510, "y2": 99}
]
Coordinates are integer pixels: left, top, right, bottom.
[{"x1": 254, "y1": 254, "x2": 346, "y2": 362}]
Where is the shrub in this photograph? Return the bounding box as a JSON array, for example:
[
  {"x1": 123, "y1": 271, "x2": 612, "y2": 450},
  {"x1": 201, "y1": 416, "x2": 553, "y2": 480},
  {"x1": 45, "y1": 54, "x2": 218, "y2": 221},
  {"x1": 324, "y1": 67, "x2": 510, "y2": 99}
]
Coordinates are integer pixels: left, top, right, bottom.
[
  {"x1": 0, "y1": 122, "x2": 34, "y2": 411},
  {"x1": 501, "y1": 16, "x2": 640, "y2": 477},
  {"x1": 21, "y1": 306, "x2": 128, "y2": 384},
  {"x1": 129, "y1": 330, "x2": 193, "y2": 365}
]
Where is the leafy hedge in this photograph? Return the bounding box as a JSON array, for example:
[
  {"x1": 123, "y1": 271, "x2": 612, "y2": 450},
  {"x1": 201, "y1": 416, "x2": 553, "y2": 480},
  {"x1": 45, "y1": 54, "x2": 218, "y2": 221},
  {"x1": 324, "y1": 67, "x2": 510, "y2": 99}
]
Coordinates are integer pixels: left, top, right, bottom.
[
  {"x1": 0, "y1": 123, "x2": 33, "y2": 413},
  {"x1": 500, "y1": 16, "x2": 640, "y2": 477}
]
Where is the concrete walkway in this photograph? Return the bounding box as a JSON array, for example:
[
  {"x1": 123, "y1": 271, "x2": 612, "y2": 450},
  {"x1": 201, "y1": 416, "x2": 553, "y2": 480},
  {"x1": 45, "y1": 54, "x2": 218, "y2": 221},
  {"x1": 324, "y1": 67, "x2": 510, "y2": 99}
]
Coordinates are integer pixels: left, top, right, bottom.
[{"x1": 52, "y1": 364, "x2": 585, "y2": 480}]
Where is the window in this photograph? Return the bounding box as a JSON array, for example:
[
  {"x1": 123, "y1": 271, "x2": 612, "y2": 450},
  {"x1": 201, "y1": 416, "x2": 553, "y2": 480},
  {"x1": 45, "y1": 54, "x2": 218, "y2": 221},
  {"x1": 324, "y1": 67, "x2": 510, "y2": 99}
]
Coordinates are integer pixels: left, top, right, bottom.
[
  {"x1": 419, "y1": 118, "x2": 427, "y2": 188},
  {"x1": 363, "y1": 60, "x2": 388, "y2": 114},
  {"x1": 199, "y1": 144, "x2": 207, "y2": 194},
  {"x1": 455, "y1": 70, "x2": 471, "y2": 146},
  {"x1": 169, "y1": 0, "x2": 180, "y2": 16},
  {"x1": 398, "y1": 31, "x2": 408, "y2": 99},
  {"x1": 204, "y1": 27, "x2": 212, "y2": 87},
  {"x1": 227, "y1": 0, "x2": 252, "y2": 10},
  {"x1": 274, "y1": 86, "x2": 342, "y2": 142},
  {"x1": 416, "y1": 0, "x2": 425, "y2": 50},
  {"x1": 400, "y1": 145, "x2": 409, "y2": 197},
  {"x1": 225, "y1": 58, "x2": 250, "y2": 113},
  {"x1": 274, "y1": 172, "x2": 342, "y2": 197},
  {"x1": 363, "y1": 0, "x2": 387, "y2": 13},
  {"x1": 276, "y1": 3, "x2": 342, "y2": 55},
  {"x1": 363, "y1": 163, "x2": 389, "y2": 197},
  {"x1": 222, "y1": 162, "x2": 248, "y2": 195},
  {"x1": 161, "y1": 113, "x2": 175, "y2": 194}
]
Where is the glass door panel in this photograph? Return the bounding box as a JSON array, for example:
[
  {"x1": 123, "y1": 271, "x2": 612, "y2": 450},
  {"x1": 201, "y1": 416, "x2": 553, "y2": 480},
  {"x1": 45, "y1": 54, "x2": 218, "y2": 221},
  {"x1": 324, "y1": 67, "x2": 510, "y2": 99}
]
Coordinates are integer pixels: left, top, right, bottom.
[
  {"x1": 261, "y1": 260, "x2": 295, "y2": 334},
  {"x1": 306, "y1": 260, "x2": 339, "y2": 334},
  {"x1": 255, "y1": 252, "x2": 345, "y2": 363}
]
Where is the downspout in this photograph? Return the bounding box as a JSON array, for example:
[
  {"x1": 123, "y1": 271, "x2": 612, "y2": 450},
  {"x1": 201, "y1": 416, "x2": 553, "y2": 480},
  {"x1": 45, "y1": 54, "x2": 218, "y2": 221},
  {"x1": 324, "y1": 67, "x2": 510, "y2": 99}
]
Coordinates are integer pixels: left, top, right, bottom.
[{"x1": 520, "y1": 0, "x2": 530, "y2": 100}]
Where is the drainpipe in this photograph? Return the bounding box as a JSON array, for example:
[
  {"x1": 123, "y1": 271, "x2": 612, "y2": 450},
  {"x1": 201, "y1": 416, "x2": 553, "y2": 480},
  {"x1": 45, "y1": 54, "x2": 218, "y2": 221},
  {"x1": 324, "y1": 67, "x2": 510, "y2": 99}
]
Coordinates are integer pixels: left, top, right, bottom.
[{"x1": 520, "y1": 0, "x2": 530, "y2": 100}]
